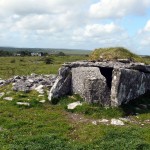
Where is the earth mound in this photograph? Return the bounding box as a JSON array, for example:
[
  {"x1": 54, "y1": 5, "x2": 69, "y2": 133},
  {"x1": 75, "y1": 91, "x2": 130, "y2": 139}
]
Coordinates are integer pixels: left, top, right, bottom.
[{"x1": 90, "y1": 47, "x2": 144, "y2": 63}]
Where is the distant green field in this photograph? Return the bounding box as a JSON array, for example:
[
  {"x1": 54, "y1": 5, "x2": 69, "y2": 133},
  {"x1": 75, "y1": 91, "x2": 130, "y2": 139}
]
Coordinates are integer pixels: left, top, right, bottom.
[
  {"x1": 0, "y1": 55, "x2": 88, "y2": 79},
  {"x1": 0, "y1": 47, "x2": 92, "y2": 55}
]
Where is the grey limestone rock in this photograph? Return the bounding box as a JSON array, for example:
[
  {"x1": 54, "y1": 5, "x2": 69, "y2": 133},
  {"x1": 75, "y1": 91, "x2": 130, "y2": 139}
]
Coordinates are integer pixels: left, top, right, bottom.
[
  {"x1": 67, "y1": 101, "x2": 82, "y2": 110},
  {"x1": 48, "y1": 67, "x2": 71, "y2": 101},
  {"x1": 3, "y1": 97, "x2": 13, "y2": 101},
  {"x1": 12, "y1": 74, "x2": 57, "y2": 93},
  {"x1": 111, "y1": 68, "x2": 150, "y2": 106},
  {"x1": 71, "y1": 67, "x2": 110, "y2": 106},
  {"x1": 50, "y1": 61, "x2": 150, "y2": 107},
  {"x1": 111, "y1": 119, "x2": 125, "y2": 126}
]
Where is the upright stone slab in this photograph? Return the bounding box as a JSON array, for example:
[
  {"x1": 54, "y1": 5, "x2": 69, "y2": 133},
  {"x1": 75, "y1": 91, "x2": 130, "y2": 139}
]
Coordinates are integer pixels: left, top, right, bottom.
[
  {"x1": 111, "y1": 68, "x2": 150, "y2": 106},
  {"x1": 48, "y1": 67, "x2": 71, "y2": 101},
  {"x1": 72, "y1": 67, "x2": 110, "y2": 106}
]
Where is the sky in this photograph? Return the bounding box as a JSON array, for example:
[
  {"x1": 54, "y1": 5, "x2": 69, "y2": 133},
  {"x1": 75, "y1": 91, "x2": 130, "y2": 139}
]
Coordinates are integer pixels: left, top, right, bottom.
[{"x1": 0, "y1": 0, "x2": 150, "y2": 55}]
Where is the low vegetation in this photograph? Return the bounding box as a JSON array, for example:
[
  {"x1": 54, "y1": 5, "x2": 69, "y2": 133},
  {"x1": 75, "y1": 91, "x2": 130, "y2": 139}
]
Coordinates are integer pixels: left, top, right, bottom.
[
  {"x1": 90, "y1": 47, "x2": 147, "y2": 63},
  {"x1": 0, "y1": 55, "x2": 88, "y2": 79},
  {"x1": 0, "y1": 48, "x2": 150, "y2": 149},
  {"x1": 0, "y1": 85, "x2": 150, "y2": 149}
]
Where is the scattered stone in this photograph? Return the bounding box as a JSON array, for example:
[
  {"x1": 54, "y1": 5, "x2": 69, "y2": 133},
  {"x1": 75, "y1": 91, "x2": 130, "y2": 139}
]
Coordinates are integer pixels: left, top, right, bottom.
[
  {"x1": 39, "y1": 100, "x2": 46, "y2": 103},
  {"x1": 28, "y1": 79, "x2": 34, "y2": 83},
  {"x1": 119, "y1": 117, "x2": 130, "y2": 122},
  {"x1": 111, "y1": 119, "x2": 125, "y2": 126},
  {"x1": 14, "y1": 75, "x2": 21, "y2": 80},
  {"x1": 38, "y1": 95, "x2": 44, "y2": 97},
  {"x1": 0, "y1": 80, "x2": 5, "y2": 85},
  {"x1": 92, "y1": 121, "x2": 97, "y2": 125},
  {"x1": 3, "y1": 97, "x2": 13, "y2": 101},
  {"x1": 1, "y1": 74, "x2": 58, "y2": 93},
  {"x1": 67, "y1": 101, "x2": 82, "y2": 110},
  {"x1": 35, "y1": 85, "x2": 44, "y2": 94},
  {"x1": 0, "y1": 92, "x2": 5, "y2": 98},
  {"x1": 16, "y1": 102, "x2": 30, "y2": 106},
  {"x1": 98, "y1": 119, "x2": 109, "y2": 123}
]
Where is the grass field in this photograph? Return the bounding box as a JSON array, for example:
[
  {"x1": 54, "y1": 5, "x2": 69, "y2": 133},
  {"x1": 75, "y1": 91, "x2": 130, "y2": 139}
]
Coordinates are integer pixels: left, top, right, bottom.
[
  {"x1": 0, "y1": 55, "x2": 88, "y2": 79},
  {"x1": 0, "y1": 55, "x2": 150, "y2": 149}
]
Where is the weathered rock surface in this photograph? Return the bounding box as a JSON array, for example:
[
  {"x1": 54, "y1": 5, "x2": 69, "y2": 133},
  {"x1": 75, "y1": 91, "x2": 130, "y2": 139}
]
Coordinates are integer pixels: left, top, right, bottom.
[
  {"x1": 3, "y1": 97, "x2": 13, "y2": 101},
  {"x1": 111, "y1": 68, "x2": 150, "y2": 106},
  {"x1": 16, "y1": 102, "x2": 30, "y2": 106},
  {"x1": 111, "y1": 119, "x2": 125, "y2": 126},
  {"x1": 67, "y1": 101, "x2": 82, "y2": 110},
  {"x1": 48, "y1": 67, "x2": 71, "y2": 101},
  {"x1": 0, "y1": 74, "x2": 56, "y2": 92},
  {"x1": 11, "y1": 74, "x2": 56, "y2": 93},
  {"x1": 49, "y1": 61, "x2": 150, "y2": 107},
  {"x1": 72, "y1": 67, "x2": 110, "y2": 105}
]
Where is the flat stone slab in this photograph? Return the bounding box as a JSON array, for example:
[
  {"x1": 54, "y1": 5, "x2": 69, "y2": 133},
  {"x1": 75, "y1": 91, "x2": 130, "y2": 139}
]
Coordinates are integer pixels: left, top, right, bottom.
[
  {"x1": 111, "y1": 119, "x2": 125, "y2": 126},
  {"x1": 16, "y1": 102, "x2": 30, "y2": 106},
  {"x1": 67, "y1": 101, "x2": 82, "y2": 110},
  {"x1": 63, "y1": 61, "x2": 150, "y2": 73},
  {"x1": 3, "y1": 97, "x2": 13, "y2": 101},
  {"x1": 39, "y1": 100, "x2": 46, "y2": 103}
]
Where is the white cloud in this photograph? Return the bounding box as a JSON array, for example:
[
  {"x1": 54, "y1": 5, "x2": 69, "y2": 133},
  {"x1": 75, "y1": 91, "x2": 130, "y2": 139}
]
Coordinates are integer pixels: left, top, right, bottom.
[
  {"x1": 89, "y1": 0, "x2": 150, "y2": 19},
  {"x1": 72, "y1": 22, "x2": 132, "y2": 50},
  {"x1": 133, "y1": 20, "x2": 150, "y2": 54},
  {"x1": 0, "y1": 0, "x2": 86, "y2": 16},
  {"x1": 138, "y1": 20, "x2": 150, "y2": 46},
  {"x1": 139, "y1": 20, "x2": 150, "y2": 33},
  {"x1": 0, "y1": 0, "x2": 149, "y2": 54},
  {"x1": 73, "y1": 23, "x2": 126, "y2": 40}
]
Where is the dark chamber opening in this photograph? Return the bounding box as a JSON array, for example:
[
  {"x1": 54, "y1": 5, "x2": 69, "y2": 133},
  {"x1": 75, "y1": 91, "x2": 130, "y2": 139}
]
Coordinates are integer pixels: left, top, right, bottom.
[{"x1": 100, "y1": 67, "x2": 113, "y2": 89}]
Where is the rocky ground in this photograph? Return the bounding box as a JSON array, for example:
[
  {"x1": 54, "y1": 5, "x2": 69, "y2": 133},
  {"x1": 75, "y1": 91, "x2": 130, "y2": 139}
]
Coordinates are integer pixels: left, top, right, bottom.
[
  {"x1": 0, "y1": 73, "x2": 150, "y2": 127},
  {"x1": 0, "y1": 73, "x2": 57, "y2": 106}
]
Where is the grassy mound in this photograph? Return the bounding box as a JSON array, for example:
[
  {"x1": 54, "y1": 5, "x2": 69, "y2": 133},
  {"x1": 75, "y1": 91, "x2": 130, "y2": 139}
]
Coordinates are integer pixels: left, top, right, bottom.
[{"x1": 90, "y1": 47, "x2": 145, "y2": 63}]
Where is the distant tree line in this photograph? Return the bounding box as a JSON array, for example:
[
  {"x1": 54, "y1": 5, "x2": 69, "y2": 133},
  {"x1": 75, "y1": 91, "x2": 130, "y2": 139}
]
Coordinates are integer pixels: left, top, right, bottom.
[
  {"x1": 0, "y1": 50, "x2": 13, "y2": 56},
  {"x1": 0, "y1": 49, "x2": 68, "y2": 57}
]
